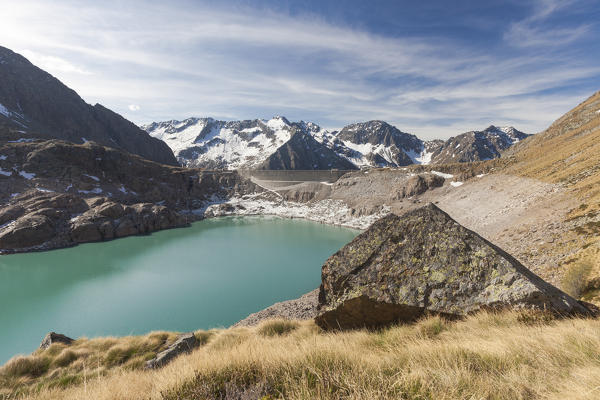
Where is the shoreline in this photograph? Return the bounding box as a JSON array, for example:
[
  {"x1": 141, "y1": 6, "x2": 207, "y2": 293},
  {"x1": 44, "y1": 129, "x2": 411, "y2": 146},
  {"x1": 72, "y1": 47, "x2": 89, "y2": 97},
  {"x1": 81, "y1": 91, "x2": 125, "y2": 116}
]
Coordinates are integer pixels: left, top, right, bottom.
[{"x1": 1, "y1": 194, "x2": 380, "y2": 255}]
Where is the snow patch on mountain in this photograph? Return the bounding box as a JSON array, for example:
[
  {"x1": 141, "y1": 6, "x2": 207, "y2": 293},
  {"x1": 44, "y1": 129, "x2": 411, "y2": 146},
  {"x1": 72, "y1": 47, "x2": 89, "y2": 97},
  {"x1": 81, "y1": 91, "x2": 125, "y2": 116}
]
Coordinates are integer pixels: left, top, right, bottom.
[{"x1": 0, "y1": 103, "x2": 10, "y2": 118}]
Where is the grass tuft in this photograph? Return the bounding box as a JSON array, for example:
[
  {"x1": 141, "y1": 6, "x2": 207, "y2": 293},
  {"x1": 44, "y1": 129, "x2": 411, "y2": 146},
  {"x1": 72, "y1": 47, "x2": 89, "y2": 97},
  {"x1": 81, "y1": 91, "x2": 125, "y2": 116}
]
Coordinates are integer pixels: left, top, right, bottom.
[
  {"x1": 257, "y1": 320, "x2": 300, "y2": 337},
  {"x1": 561, "y1": 261, "x2": 593, "y2": 298},
  {"x1": 1, "y1": 355, "x2": 50, "y2": 378}
]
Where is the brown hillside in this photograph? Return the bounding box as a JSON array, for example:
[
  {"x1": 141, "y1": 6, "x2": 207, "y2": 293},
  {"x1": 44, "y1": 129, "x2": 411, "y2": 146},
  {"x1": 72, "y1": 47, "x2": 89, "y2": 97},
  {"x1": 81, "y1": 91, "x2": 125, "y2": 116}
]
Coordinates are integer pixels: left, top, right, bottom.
[{"x1": 504, "y1": 90, "x2": 600, "y2": 297}]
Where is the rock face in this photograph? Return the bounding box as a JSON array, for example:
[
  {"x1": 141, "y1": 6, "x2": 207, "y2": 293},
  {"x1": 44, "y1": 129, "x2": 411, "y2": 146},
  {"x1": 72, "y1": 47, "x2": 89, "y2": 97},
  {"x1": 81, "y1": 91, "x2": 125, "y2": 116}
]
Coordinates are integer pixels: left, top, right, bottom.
[
  {"x1": 145, "y1": 333, "x2": 198, "y2": 369},
  {"x1": 39, "y1": 332, "x2": 73, "y2": 349},
  {"x1": 0, "y1": 137, "x2": 260, "y2": 253},
  {"x1": 426, "y1": 126, "x2": 530, "y2": 164},
  {"x1": 394, "y1": 174, "x2": 445, "y2": 199},
  {"x1": 258, "y1": 130, "x2": 358, "y2": 170},
  {"x1": 0, "y1": 191, "x2": 188, "y2": 252},
  {"x1": 315, "y1": 204, "x2": 589, "y2": 329},
  {"x1": 233, "y1": 289, "x2": 319, "y2": 327},
  {"x1": 0, "y1": 46, "x2": 177, "y2": 166},
  {"x1": 333, "y1": 120, "x2": 425, "y2": 167}
]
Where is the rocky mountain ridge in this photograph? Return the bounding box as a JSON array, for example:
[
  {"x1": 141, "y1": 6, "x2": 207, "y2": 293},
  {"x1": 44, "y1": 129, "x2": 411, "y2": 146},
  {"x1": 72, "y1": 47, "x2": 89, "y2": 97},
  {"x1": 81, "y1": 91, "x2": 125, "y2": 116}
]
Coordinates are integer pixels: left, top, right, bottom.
[
  {"x1": 143, "y1": 116, "x2": 528, "y2": 170},
  {"x1": 0, "y1": 138, "x2": 259, "y2": 253},
  {"x1": 0, "y1": 46, "x2": 177, "y2": 166}
]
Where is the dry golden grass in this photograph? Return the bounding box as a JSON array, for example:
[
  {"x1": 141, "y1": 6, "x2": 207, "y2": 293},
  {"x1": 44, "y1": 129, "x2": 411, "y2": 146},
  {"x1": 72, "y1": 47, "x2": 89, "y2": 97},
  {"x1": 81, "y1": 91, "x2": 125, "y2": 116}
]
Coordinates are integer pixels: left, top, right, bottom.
[
  {"x1": 0, "y1": 331, "x2": 180, "y2": 398},
  {"x1": 506, "y1": 91, "x2": 600, "y2": 216},
  {"x1": 3, "y1": 312, "x2": 600, "y2": 400}
]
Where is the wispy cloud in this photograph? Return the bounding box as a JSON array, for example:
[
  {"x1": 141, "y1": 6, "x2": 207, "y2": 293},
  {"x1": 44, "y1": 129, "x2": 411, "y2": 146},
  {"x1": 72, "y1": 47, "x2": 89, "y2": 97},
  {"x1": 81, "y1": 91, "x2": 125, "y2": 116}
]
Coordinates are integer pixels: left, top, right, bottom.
[
  {"x1": 504, "y1": 0, "x2": 590, "y2": 48},
  {"x1": 19, "y1": 49, "x2": 92, "y2": 75},
  {"x1": 0, "y1": 0, "x2": 598, "y2": 139}
]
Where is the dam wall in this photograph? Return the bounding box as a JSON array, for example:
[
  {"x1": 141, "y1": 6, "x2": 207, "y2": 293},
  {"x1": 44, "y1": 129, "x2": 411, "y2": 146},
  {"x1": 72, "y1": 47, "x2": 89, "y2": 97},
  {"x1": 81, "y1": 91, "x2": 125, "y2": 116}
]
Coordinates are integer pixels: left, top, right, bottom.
[{"x1": 237, "y1": 169, "x2": 353, "y2": 183}]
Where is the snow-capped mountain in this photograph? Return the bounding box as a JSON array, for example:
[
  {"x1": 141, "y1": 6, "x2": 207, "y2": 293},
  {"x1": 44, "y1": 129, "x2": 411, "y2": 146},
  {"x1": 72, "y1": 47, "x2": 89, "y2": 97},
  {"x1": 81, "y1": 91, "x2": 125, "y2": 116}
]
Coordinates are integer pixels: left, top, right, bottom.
[
  {"x1": 426, "y1": 125, "x2": 530, "y2": 164},
  {"x1": 0, "y1": 46, "x2": 177, "y2": 166},
  {"x1": 143, "y1": 117, "x2": 528, "y2": 170},
  {"x1": 258, "y1": 130, "x2": 358, "y2": 170},
  {"x1": 318, "y1": 120, "x2": 431, "y2": 167},
  {"x1": 142, "y1": 116, "x2": 309, "y2": 169}
]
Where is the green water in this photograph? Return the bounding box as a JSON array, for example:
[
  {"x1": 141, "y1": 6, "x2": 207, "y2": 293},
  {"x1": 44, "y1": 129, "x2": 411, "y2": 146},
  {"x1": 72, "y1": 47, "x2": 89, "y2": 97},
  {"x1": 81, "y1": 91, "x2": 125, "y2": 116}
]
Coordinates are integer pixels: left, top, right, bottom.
[{"x1": 0, "y1": 216, "x2": 358, "y2": 364}]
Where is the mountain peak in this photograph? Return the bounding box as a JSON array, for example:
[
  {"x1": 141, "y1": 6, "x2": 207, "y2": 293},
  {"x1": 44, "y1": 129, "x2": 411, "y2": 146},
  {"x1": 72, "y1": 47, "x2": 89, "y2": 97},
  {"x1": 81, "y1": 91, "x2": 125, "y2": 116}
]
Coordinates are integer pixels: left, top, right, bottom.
[{"x1": 0, "y1": 46, "x2": 177, "y2": 165}]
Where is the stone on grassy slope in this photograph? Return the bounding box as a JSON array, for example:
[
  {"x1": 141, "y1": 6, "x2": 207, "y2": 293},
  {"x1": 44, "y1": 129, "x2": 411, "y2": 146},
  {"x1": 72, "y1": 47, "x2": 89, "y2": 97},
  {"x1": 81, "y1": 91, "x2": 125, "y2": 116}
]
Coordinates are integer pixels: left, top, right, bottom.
[
  {"x1": 40, "y1": 332, "x2": 73, "y2": 349},
  {"x1": 315, "y1": 204, "x2": 589, "y2": 329},
  {"x1": 145, "y1": 333, "x2": 198, "y2": 369}
]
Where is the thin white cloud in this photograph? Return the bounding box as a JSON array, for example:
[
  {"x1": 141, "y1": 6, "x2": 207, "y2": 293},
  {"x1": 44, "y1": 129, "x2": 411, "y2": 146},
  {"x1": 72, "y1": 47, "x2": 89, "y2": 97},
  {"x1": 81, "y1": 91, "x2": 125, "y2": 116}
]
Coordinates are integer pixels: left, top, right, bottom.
[
  {"x1": 19, "y1": 49, "x2": 92, "y2": 75},
  {"x1": 504, "y1": 0, "x2": 589, "y2": 48},
  {"x1": 0, "y1": 0, "x2": 597, "y2": 139}
]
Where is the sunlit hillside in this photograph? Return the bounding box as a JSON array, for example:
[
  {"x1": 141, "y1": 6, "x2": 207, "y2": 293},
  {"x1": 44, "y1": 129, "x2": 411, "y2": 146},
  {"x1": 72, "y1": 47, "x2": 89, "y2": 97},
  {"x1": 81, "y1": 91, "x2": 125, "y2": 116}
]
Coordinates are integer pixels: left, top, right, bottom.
[
  {"x1": 504, "y1": 91, "x2": 600, "y2": 298},
  {"x1": 2, "y1": 312, "x2": 600, "y2": 400}
]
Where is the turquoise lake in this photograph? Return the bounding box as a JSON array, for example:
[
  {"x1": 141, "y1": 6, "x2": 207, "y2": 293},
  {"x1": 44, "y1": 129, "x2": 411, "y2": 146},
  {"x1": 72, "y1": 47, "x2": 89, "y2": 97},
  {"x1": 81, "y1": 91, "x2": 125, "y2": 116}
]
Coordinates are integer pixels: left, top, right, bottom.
[{"x1": 0, "y1": 216, "x2": 359, "y2": 364}]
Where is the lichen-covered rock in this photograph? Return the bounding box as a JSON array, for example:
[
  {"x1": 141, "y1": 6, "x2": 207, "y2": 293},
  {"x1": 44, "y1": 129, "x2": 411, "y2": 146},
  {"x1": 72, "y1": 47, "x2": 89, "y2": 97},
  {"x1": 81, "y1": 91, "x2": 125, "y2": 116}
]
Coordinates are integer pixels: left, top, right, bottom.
[
  {"x1": 315, "y1": 204, "x2": 590, "y2": 330},
  {"x1": 145, "y1": 333, "x2": 198, "y2": 369},
  {"x1": 39, "y1": 332, "x2": 73, "y2": 349}
]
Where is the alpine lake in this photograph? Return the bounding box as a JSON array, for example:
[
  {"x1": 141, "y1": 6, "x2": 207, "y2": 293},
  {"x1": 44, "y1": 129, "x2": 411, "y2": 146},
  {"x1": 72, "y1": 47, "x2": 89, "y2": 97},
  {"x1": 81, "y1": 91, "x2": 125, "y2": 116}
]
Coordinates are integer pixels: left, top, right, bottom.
[{"x1": 0, "y1": 216, "x2": 359, "y2": 363}]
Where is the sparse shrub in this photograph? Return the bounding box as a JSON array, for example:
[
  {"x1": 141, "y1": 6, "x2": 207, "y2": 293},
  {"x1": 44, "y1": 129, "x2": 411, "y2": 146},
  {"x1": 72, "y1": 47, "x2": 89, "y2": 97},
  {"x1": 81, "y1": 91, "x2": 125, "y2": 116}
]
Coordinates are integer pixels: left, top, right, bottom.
[
  {"x1": 516, "y1": 310, "x2": 556, "y2": 325},
  {"x1": 47, "y1": 373, "x2": 82, "y2": 389},
  {"x1": 104, "y1": 345, "x2": 137, "y2": 367},
  {"x1": 416, "y1": 315, "x2": 446, "y2": 338},
  {"x1": 52, "y1": 349, "x2": 77, "y2": 368},
  {"x1": 209, "y1": 330, "x2": 251, "y2": 351},
  {"x1": 194, "y1": 330, "x2": 214, "y2": 345},
  {"x1": 561, "y1": 261, "x2": 593, "y2": 298},
  {"x1": 0, "y1": 355, "x2": 50, "y2": 378},
  {"x1": 257, "y1": 320, "x2": 299, "y2": 337},
  {"x1": 43, "y1": 343, "x2": 67, "y2": 357}
]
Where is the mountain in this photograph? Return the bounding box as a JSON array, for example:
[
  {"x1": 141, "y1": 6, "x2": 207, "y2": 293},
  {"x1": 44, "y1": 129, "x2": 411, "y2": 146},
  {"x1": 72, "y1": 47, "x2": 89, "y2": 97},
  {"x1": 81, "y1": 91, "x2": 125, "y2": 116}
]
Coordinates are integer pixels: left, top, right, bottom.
[
  {"x1": 257, "y1": 130, "x2": 358, "y2": 170},
  {"x1": 426, "y1": 125, "x2": 530, "y2": 164},
  {"x1": 0, "y1": 46, "x2": 177, "y2": 166},
  {"x1": 320, "y1": 120, "x2": 426, "y2": 167},
  {"x1": 144, "y1": 116, "x2": 528, "y2": 170},
  {"x1": 142, "y1": 116, "x2": 301, "y2": 169}
]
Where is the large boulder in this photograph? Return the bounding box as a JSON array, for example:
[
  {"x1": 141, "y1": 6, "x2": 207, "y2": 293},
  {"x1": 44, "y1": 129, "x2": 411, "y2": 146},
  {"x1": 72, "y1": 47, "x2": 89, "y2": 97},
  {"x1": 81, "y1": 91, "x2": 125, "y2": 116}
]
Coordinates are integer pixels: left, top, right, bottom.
[
  {"x1": 395, "y1": 174, "x2": 445, "y2": 199},
  {"x1": 315, "y1": 204, "x2": 589, "y2": 330}
]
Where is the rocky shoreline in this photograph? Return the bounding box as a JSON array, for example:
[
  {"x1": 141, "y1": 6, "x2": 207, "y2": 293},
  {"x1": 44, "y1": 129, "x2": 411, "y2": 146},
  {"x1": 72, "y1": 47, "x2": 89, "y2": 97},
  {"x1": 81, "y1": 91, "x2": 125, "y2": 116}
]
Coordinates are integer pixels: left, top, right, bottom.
[{"x1": 202, "y1": 194, "x2": 387, "y2": 230}]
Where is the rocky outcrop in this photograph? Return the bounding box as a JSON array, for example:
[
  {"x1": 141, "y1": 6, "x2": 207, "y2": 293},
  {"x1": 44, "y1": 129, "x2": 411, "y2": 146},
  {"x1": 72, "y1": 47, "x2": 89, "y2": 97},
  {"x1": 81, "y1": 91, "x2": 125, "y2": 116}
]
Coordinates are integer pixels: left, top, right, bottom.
[
  {"x1": 315, "y1": 204, "x2": 589, "y2": 330},
  {"x1": 0, "y1": 46, "x2": 177, "y2": 165},
  {"x1": 0, "y1": 137, "x2": 261, "y2": 253},
  {"x1": 145, "y1": 333, "x2": 198, "y2": 369},
  {"x1": 39, "y1": 332, "x2": 73, "y2": 349},
  {"x1": 427, "y1": 126, "x2": 530, "y2": 164},
  {"x1": 394, "y1": 174, "x2": 445, "y2": 199},
  {"x1": 334, "y1": 120, "x2": 424, "y2": 167},
  {"x1": 258, "y1": 130, "x2": 358, "y2": 170},
  {"x1": 233, "y1": 289, "x2": 319, "y2": 327},
  {"x1": 0, "y1": 191, "x2": 187, "y2": 253}
]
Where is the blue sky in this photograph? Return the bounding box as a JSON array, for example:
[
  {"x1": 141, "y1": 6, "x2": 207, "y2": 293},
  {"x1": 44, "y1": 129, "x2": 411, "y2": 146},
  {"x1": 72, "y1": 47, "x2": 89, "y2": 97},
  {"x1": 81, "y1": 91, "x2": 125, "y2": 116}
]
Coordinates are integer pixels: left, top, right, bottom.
[{"x1": 1, "y1": 0, "x2": 599, "y2": 139}]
